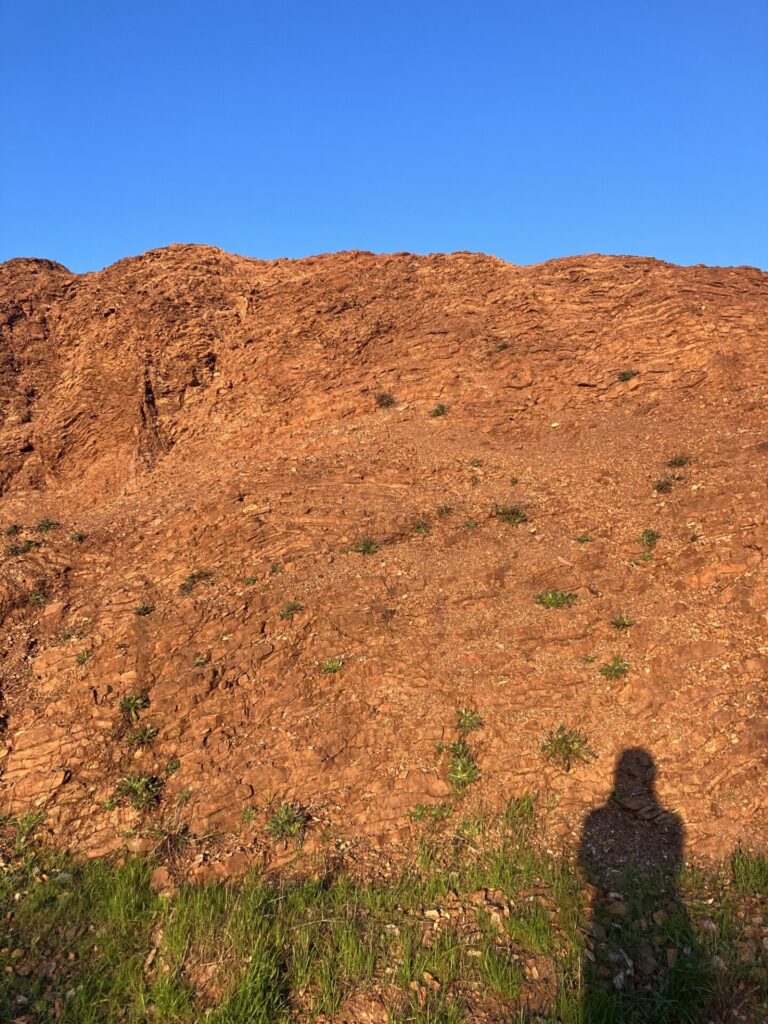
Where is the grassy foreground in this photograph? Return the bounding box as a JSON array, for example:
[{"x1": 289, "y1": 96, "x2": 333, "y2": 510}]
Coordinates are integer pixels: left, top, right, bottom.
[{"x1": 0, "y1": 809, "x2": 765, "y2": 1024}]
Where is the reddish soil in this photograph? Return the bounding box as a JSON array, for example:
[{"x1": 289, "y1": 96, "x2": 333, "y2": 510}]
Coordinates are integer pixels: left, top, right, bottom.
[{"x1": 0, "y1": 244, "x2": 766, "y2": 876}]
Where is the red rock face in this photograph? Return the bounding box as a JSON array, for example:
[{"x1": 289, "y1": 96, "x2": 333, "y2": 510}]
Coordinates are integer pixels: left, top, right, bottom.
[{"x1": 0, "y1": 244, "x2": 766, "y2": 870}]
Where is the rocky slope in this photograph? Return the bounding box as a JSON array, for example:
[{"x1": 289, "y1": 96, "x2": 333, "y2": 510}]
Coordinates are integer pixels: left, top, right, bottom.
[{"x1": 1, "y1": 244, "x2": 766, "y2": 876}]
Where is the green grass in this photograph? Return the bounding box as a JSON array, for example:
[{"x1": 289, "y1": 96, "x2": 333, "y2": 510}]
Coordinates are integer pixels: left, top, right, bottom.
[
  {"x1": 534, "y1": 589, "x2": 577, "y2": 609},
  {"x1": 429, "y1": 402, "x2": 448, "y2": 417},
  {"x1": 75, "y1": 649, "x2": 92, "y2": 666},
  {"x1": 5, "y1": 539, "x2": 40, "y2": 556},
  {"x1": 165, "y1": 756, "x2": 181, "y2": 775},
  {"x1": 321, "y1": 656, "x2": 344, "y2": 674},
  {"x1": 279, "y1": 600, "x2": 304, "y2": 621},
  {"x1": 541, "y1": 725, "x2": 593, "y2": 771},
  {"x1": 243, "y1": 575, "x2": 259, "y2": 585},
  {"x1": 576, "y1": 532, "x2": 591, "y2": 543},
  {"x1": 414, "y1": 519, "x2": 430, "y2": 535},
  {"x1": 599, "y1": 655, "x2": 630, "y2": 679},
  {"x1": 0, "y1": 815, "x2": 764, "y2": 1024},
  {"x1": 29, "y1": 592, "x2": 46, "y2": 606},
  {"x1": 192, "y1": 653, "x2": 210, "y2": 666},
  {"x1": 731, "y1": 848, "x2": 768, "y2": 894},
  {"x1": 69, "y1": 530, "x2": 87, "y2": 542},
  {"x1": 134, "y1": 602, "x2": 154, "y2": 616},
  {"x1": 270, "y1": 562, "x2": 284, "y2": 575},
  {"x1": 409, "y1": 802, "x2": 453, "y2": 824},
  {"x1": 617, "y1": 369, "x2": 639, "y2": 381}
]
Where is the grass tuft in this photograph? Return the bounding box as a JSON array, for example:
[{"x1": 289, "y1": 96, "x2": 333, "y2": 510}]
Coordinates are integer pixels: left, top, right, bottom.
[
  {"x1": 534, "y1": 589, "x2": 577, "y2": 609},
  {"x1": 541, "y1": 725, "x2": 593, "y2": 771}
]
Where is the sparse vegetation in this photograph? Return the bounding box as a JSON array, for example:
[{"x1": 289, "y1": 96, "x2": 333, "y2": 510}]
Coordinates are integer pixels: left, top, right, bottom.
[
  {"x1": 375, "y1": 390, "x2": 396, "y2": 408},
  {"x1": 413, "y1": 519, "x2": 429, "y2": 535},
  {"x1": 456, "y1": 707, "x2": 482, "y2": 735},
  {"x1": 611, "y1": 614, "x2": 634, "y2": 629},
  {"x1": 599, "y1": 655, "x2": 629, "y2": 679},
  {"x1": 265, "y1": 802, "x2": 309, "y2": 841},
  {"x1": 129, "y1": 724, "x2": 158, "y2": 748},
  {"x1": 175, "y1": 788, "x2": 192, "y2": 806},
  {"x1": 534, "y1": 589, "x2": 577, "y2": 609},
  {"x1": 617, "y1": 369, "x2": 639, "y2": 382},
  {"x1": 0, "y1": 816, "x2": 762, "y2": 1023},
  {"x1": 164, "y1": 756, "x2": 181, "y2": 775},
  {"x1": 429, "y1": 402, "x2": 448, "y2": 418},
  {"x1": 447, "y1": 738, "x2": 479, "y2": 791},
  {"x1": 463, "y1": 517, "x2": 478, "y2": 529},
  {"x1": 437, "y1": 504, "x2": 453, "y2": 516},
  {"x1": 270, "y1": 562, "x2": 284, "y2": 575},
  {"x1": 322, "y1": 656, "x2": 344, "y2": 674},
  {"x1": 5, "y1": 539, "x2": 40, "y2": 556},
  {"x1": 243, "y1": 574, "x2": 259, "y2": 585},
  {"x1": 280, "y1": 600, "x2": 304, "y2": 621},
  {"x1": 69, "y1": 530, "x2": 87, "y2": 542},
  {"x1": 409, "y1": 802, "x2": 453, "y2": 824},
  {"x1": 75, "y1": 649, "x2": 92, "y2": 666},
  {"x1": 353, "y1": 536, "x2": 378, "y2": 555},
  {"x1": 179, "y1": 568, "x2": 213, "y2": 595},
  {"x1": 119, "y1": 694, "x2": 149, "y2": 723},
  {"x1": 541, "y1": 725, "x2": 593, "y2": 770},
  {"x1": 667, "y1": 454, "x2": 691, "y2": 468},
  {"x1": 4, "y1": 523, "x2": 22, "y2": 536},
  {"x1": 114, "y1": 773, "x2": 162, "y2": 810},
  {"x1": 36, "y1": 518, "x2": 60, "y2": 533},
  {"x1": 730, "y1": 848, "x2": 768, "y2": 895},
  {"x1": 654, "y1": 475, "x2": 674, "y2": 493},
  {"x1": 493, "y1": 503, "x2": 528, "y2": 526},
  {"x1": 640, "y1": 528, "x2": 660, "y2": 549},
  {"x1": 134, "y1": 602, "x2": 154, "y2": 616},
  {"x1": 192, "y1": 653, "x2": 210, "y2": 666},
  {"x1": 29, "y1": 592, "x2": 46, "y2": 607},
  {"x1": 576, "y1": 532, "x2": 591, "y2": 543}
]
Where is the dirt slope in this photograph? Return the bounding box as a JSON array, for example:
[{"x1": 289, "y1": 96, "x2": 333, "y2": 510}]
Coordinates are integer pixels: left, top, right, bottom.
[{"x1": 1, "y1": 244, "x2": 767, "y2": 875}]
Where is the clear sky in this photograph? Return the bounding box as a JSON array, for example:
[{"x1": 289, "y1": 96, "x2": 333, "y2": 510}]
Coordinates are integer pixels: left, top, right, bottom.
[{"x1": 2, "y1": 1, "x2": 766, "y2": 272}]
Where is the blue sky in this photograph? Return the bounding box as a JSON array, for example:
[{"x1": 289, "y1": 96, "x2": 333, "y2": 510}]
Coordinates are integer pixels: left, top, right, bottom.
[{"x1": 2, "y1": 1, "x2": 766, "y2": 272}]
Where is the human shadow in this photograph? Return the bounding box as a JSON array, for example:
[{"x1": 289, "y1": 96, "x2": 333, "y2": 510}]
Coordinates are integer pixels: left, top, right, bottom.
[{"x1": 577, "y1": 748, "x2": 712, "y2": 1023}]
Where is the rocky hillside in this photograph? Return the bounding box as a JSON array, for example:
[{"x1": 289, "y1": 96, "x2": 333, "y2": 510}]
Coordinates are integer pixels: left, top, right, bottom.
[{"x1": 1, "y1": 245, "x2": 766, "y2": 877}]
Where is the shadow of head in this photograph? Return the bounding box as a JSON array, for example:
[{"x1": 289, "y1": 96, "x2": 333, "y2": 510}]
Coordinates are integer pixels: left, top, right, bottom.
[{"x1": 612, "y1": 747, "x2": 657, "y2": 810}]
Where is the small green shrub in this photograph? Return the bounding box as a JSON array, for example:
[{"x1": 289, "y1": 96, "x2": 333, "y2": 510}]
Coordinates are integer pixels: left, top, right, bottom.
[
  {"x1": 129, "y1": 725, "x2": 158, "y2": 748},
  {"x1": 29, "y1": 592, "x2": 46, "y2": 607},
  {"x1": 447, "y1": 739, "x2": 479, "y2": 791},
  {"x1": 322, "y1": 656, "x2": 344, "y2": 674},
  {"x1": 414, "y1": 520, "x2": 430, "y2": 536},
  {"x1": 37, "y1": 518, "x2": 60, "y2": 533},
  {"x1": 192, "y1": 654, "x2": 210, "y2": 667},
  {"x1": 654, "y1": 476, "x2": 674, "y2": 493},
  {"x1": 266, "y1": 803, "x2": 309, "y2": 841},
  {"x1": 119, "y1": 694, "x2": 149, "y2": 723},
  {"x1": 611, "y1": 615, "x2": 634, "y2": 630},
  {"x1": 429, "y1": 403, "x2": 448, "y2": 418},
  {"x1": 541, "y1": 726, "x2": 592, "y2": 771},
  {"x1": 280, "y1": 600, "x2": 304, "y2": 621},
  {"x1": 457, "y1": 708, "x2": 482, "y2": 735},
  {"x1": 639, "y1": 528, "x2": 660, "y2": 549},
  {"x1": 6, "y1": 539, "x2": 40, "y2": 556},
  {"x1": 114, "y1": 774, "x2": 163, "y2": 810},
  {"x1": 534, "y1": 590, "x2": 577, "y2": 609},
  {"x1": 353, "y1": 536, "x2": 378, "y2": 555},
  {"x1": 375, "y1": 391, "x2": 396, "y2": 408},
  {"x1": 134, "y1": 603, "x2": 154, "y2": 616},
  {"x1": 69, "y1": 531, "x2": 87, "y2": 543},
  {"x1": 599, "y1": 656, "x2": 629, "y2": 679},
  {"x1": 164, "y1": 756, "x2": 181, "y2": 775},
  {"x1": 617, "y1": 369, "x2": 638, "y2": 382},
  {"x1": 75, "y1": 649, "x2": 92, "y2": 666},
  {"x1": 494, "y1": 504, "x2": 528, "y2": 526},
  {"x1": 243, "y1": 575, "x2": 259, "y2": 585},
  {"x1": 576, "y1": 533, "x2": 591, "y2": 543},
  {"x1": 270, "y1": 562, "x2": 284, "y2": 575}
]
